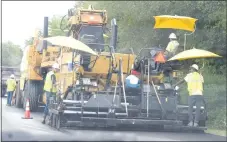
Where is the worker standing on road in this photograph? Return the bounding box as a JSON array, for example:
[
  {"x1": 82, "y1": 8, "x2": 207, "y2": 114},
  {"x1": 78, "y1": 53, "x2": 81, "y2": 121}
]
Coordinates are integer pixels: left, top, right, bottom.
[
  {"x1": 42, "y1": 63, "x2": 60, "y2": 124},
  {"x1": 164, "y1": 33, "x2": 180, "y2": 59},
  {"x1": 173, "y1": 64, "x2": 204, "y2": 127},
  {"x1": 6, "y1": 74, "x2": 16, "y2": 106}
]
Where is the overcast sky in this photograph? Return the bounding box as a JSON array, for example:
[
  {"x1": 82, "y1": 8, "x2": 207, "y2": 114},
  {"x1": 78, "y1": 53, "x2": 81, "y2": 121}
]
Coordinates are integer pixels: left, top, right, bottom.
[{"x1": 2, "y1": 1, "x2": 76, "y2": 48}]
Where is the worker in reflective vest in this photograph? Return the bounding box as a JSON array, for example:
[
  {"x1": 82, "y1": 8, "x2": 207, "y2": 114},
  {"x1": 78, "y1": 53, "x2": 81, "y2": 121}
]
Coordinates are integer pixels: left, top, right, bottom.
[
  {"x1": 164, "y1": 33, "x2": 180, "y2": 59},
  {"x1": 6, "y1": 74, "x2": 16, "y2": 106},
  {"x1": 42, "y1": 63, "x2": 60, "y2": 124},
  {"x1": 174, "y1": 64, "x2": 204, "y2": 127}
]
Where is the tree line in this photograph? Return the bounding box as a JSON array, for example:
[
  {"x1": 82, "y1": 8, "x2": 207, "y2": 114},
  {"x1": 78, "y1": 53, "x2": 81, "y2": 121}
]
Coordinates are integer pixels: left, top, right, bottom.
[
  {"x1": 83, "y1": 1, "x2": 226, "y2": 74},
  {"x1": 3, "y1": 1, "x2": 226, "y2": 72}
]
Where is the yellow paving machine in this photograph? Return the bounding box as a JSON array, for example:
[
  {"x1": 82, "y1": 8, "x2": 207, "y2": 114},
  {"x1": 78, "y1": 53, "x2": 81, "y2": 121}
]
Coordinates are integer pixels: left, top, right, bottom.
[
  {"x1": 15, "y1": 5, "x2": 221, "y2": 132},
  {"x1": 46, "y1": 7, "x2": 221, "y2": 132}
]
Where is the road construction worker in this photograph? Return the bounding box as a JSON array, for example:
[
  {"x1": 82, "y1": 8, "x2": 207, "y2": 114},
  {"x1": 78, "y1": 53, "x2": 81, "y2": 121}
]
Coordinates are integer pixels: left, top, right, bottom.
[
  {"x1": 6, "y1": 74, "x2": 16, "y2": 106},
  {"x1": 173, "y1": 64, "x2": 204, "y2": 127},
  {"x1": 125, "y1": 70, "x2": 140, "y2": 88},
  {"x1": 42, "y1": 63, "x2": 60, "y2": 124},
  {"x1": 164, "y1": 33, "x2": 180, "y2": 59}
]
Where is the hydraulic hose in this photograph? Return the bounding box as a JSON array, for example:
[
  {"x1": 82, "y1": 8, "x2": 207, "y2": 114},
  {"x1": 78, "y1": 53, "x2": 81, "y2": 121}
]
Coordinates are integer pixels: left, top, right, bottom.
[{"x1": 60, "y1": 14, "x2": 69, "y2": 32}]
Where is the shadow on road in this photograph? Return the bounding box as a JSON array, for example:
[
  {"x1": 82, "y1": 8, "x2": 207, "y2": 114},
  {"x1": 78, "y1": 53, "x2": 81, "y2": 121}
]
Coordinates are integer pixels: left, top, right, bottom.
[
  {"x1": 2, "y1": 130, "x2": 36, "y2": 141},
  {"x1": 1, "y1": 129, "x2": 128, "y2": 141}
]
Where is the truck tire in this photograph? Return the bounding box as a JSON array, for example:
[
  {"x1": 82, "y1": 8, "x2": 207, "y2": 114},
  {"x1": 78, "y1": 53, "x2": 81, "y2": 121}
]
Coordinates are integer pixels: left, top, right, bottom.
[
  {"x1": 15, "y1": 82, "x2": 23, "y2": 108},
  {"x1": 23, "y1": 80, "x2": 42, "y2": 112},
  {"x1": 1, "y1": 88, "x2": 6, "y2": 97},
  {"x1": 1, "y1": 84, "x2": 7, "y2": 97}
]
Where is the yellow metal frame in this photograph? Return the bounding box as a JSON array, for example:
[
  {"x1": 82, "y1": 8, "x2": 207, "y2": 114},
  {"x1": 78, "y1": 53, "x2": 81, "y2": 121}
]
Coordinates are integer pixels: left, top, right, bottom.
[
  {"x1": 22, "y1": 6, "x2": 180, "y2": 106},
  {"x1": 68, "y1": 6, "x2": 107, "y2": 26}
]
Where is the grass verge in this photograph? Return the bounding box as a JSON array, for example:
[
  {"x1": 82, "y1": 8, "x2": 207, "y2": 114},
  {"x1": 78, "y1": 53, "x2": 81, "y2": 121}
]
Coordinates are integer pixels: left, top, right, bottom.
[{"x1": 206, "y1": 129, "x2": 227, "y2": 137}]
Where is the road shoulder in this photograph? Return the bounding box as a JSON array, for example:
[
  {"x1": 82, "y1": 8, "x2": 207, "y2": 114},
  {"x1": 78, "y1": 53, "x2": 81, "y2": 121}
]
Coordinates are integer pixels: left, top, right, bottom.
[{"x1": 206, "y1": 129, "x2": 227, "y2": 137}]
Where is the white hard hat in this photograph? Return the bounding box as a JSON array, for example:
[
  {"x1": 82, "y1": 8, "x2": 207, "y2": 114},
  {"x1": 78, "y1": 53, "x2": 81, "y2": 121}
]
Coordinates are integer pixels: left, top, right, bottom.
[
  {"x1": 169, "y1": 33, "x2": 177, "y2": 39},
  {"x1": 10, "y1": 74, "x2": 15, "y2": 78},
  {"x1": 191, "y1": 64, "x2": 199, "y2": 71},
  {"x1": 52, "y1": 63, "x2": 60, "y2": 69}
]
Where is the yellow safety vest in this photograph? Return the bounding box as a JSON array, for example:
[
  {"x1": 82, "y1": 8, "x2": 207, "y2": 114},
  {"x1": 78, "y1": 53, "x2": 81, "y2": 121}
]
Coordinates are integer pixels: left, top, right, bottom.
[
  {"x1": 166, "y1": 40, "x2": 179, "y2": 54},
  {"x1": 6, "y1": 79, "x2": 16, "y2": 92},
  {"x1": 186, "y1": 72, "x2": 203, "y2": 96},
  {"x1": 43, "y1": 71, "x2": 57, "y2": 93}
]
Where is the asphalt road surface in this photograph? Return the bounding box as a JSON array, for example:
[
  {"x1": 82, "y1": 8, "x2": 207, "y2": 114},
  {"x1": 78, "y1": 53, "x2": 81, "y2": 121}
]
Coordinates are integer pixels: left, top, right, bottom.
[{"x1": 1, "y1": 97, "x2": 226, "y2": 141}]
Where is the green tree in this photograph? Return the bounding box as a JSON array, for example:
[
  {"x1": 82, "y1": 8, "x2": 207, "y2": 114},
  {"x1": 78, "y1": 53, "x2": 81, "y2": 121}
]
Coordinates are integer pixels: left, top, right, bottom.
[
  {"x1": 49, "y1": 15, "x2": 68, "y2": 36},
  {"x1": 23, "y1": 15, "x2": 68, "y2": 47},
  {"x1": 1, "y1": 41, "x2": 23, "y2": 66},
  {"x1": 24, "y1": 37, "x2": 33, "y2": 46},
  {"x1": 79, "y1": 1, "x2": 226, "y2": 73},
  {"x1": 88, "y1": 1, "x2": 226, "y2": 71}
]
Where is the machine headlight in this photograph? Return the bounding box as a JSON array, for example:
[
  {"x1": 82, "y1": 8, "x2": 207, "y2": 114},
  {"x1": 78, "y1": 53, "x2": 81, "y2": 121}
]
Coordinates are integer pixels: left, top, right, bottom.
[{"x1": 193, "y1": 106, "x2": 205, "y2": 109}]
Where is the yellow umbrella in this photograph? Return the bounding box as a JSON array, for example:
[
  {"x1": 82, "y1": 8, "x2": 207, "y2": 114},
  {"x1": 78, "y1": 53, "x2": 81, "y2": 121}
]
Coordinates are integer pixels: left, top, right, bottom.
[
  {"x1": 168, "y1": 48, "x2": 222, "y2": 61},
  {"x1": 153, "y1": 15, "x2": 198, "y2": 32},
  {"x1": 44, "y1": 36, "x2": 98, "y2": 56}
]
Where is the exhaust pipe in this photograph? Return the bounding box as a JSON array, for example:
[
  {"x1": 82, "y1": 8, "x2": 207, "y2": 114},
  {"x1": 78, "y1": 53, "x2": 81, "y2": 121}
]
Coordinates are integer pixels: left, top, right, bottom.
[
  {"x1": 110, "y1": 18, "x2": 118, "y2": 51},
  {"x1": 43, "y1": 17, "x2": 48, "y2": 50}
]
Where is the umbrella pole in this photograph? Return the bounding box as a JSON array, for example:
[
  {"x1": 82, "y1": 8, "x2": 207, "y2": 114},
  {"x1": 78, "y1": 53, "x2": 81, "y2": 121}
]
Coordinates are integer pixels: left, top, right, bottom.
[
  {"x1": 72, "y1": 50, "x2": 75, "y2": 85},
  {"x1": 60, "y1": 47, "x2": 63, "y2": 72},
  {"x1": 184, "y1": 34, "x2": 187, "y2": 51},
  {"x1": 183, "y1": 24, "x2": 196, "y2": 51},
  {"x1": 59, "y1": 47, "x2": 63, "y2": 94},
  {"x1": 200, "y1": 59, "x2": 205, "y2": 74}
]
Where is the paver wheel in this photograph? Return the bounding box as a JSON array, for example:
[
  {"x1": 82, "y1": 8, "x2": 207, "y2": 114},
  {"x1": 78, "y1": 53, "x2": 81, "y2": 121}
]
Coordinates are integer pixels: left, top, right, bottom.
[
  {"x1": 23, "y1": 80, "x2": 42, "y2": 112},
  {"x1": 52, "y1": 114, "x2": 56, "y2": 128},
  {"x1": 56, "y1": 115, "x2": 61, "y2": 130},
  {"x1": 15, "y1": 82, "x2": 23, "y2": 108}
]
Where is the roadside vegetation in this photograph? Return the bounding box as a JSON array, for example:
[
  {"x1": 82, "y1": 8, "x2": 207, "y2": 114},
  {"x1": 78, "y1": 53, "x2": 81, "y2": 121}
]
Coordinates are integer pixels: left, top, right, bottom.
[
  {"x1": 1, "y1": 42, "x2": 23, "y2": 67},
  {"x1": 2, "y1": 1, "x2": 226, "y2": 135}
]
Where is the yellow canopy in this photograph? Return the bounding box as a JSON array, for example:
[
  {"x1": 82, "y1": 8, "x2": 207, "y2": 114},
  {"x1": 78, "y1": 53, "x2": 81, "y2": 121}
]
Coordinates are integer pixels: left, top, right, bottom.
[
  {"x1": 153, "y1": 15, "x2": 198, "y2": 32},
  {"x1": 168, "y1": 48, "x2": 222, "y2": 61},
  {"x1": 44, "y1": 36, "x2": 98, "y2": 56}
]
